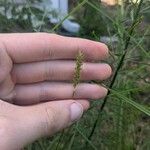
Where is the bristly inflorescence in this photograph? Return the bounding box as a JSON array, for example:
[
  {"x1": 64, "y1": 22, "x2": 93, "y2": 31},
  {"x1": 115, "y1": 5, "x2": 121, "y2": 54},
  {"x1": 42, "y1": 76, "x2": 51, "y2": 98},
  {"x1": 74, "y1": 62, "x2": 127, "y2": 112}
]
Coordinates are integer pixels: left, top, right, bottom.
[{"x1": 73, "y1": 51, "x2": 84, "y2": 97}]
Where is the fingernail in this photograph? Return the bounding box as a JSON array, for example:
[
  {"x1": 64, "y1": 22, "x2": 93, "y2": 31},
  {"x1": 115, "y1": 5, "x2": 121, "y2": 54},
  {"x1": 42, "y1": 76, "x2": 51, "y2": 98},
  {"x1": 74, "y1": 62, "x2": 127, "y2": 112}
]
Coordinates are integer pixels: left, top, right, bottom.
[{"x1": 70, "y1": 102, "x2": 83, "y2": 122}]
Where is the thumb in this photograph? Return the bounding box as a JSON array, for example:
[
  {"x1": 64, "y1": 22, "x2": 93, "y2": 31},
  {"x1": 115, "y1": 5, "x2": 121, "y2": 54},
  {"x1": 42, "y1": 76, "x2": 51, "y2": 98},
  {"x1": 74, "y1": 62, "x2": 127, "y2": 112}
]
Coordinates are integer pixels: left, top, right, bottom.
[{"x1": 17, "y1": 100, "x2": 89, "y2": 147}]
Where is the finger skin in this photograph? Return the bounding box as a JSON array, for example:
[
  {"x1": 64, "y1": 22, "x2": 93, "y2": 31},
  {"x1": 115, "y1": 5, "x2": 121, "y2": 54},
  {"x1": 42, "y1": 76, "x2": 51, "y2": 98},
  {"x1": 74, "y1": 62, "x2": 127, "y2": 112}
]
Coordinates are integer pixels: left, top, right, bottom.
[
  {"x1": 0, "y1": 44, "x2": 12, "y2": 83},
  {"x1": 12, "y1": 61, "x2": 112, "y2": 84},
  {"x1": 0, "y1": 75, "x2": 14, "y2": 102},
  {"x1": 0, "y1": 99, "x2": 89, "y2": 150},
  {"x1": 13, "y1": 83, "x2": 108, "y2": 105},
  {"x1": 0, "y1": 33, "x2": 109, "y2": 63}
]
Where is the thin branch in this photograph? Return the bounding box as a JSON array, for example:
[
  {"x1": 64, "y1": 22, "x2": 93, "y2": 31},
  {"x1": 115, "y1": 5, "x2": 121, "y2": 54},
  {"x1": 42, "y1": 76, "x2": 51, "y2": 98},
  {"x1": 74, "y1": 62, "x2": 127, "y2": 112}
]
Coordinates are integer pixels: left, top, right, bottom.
[{"x1": 87, "y1": 0, "x2": 144, "y2": 142}]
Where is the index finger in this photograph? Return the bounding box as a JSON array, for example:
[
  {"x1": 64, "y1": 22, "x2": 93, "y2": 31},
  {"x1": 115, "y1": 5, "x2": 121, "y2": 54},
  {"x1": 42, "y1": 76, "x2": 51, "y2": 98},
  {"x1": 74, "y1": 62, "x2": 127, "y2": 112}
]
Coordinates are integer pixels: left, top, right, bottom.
[{"x1": 0, "y1": 33, "x2": 109, "y2": 63}]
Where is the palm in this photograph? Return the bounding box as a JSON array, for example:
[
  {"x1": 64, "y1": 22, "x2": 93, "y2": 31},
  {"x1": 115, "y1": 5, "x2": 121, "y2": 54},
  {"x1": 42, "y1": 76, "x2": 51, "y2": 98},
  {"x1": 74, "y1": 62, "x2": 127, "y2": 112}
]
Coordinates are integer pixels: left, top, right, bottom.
[{"x1": 0, "y1": 33, "x2": 111, "y2": 106}]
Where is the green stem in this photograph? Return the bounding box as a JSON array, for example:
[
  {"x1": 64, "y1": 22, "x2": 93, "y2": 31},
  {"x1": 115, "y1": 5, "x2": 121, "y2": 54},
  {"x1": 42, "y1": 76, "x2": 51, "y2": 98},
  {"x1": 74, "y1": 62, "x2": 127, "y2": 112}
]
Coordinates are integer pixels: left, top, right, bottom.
[
  {"x1": 52, "y1": 0, "x2": 88, "y2": 32},
  {"x1": 87, "y1": 0, "x2": 144, "y2": 142}
]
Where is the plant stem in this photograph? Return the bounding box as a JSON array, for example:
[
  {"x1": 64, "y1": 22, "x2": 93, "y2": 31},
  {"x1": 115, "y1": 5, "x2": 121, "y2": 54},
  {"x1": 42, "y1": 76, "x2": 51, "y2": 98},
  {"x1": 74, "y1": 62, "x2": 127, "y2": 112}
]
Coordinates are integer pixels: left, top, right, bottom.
[
  {"x1": 87, "y1": 0, "x2": 144, "y2": 142},
  {"x1": 52, "y1": 0, "x2": 88, "y2": 32}
]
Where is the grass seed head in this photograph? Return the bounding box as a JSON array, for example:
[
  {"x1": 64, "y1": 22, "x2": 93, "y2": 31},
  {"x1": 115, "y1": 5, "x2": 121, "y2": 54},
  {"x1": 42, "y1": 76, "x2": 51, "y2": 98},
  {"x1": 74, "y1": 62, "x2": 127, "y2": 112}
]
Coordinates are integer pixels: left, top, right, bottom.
[{"x1": 73, "y1": 51, "x2": 84, "y2": 96}]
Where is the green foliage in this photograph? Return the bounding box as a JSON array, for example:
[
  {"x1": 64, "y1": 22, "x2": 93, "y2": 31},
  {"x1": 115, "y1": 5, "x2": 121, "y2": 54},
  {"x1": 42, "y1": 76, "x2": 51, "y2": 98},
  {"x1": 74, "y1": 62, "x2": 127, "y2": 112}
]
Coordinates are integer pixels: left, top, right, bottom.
[
  {"x1": 78, "y1": 0, "x2": 114, "y2": 39},
  {"x1": 0, "y1": 0, "x2": 49, "y2": 32}
]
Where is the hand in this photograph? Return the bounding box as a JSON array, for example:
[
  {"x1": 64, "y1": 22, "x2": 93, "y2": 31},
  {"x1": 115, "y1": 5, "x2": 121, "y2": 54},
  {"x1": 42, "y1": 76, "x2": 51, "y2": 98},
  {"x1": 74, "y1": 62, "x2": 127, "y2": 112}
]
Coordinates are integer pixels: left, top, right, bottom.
[{"x1": 0, "y1": 33, "x2": 112, "y2": 149}]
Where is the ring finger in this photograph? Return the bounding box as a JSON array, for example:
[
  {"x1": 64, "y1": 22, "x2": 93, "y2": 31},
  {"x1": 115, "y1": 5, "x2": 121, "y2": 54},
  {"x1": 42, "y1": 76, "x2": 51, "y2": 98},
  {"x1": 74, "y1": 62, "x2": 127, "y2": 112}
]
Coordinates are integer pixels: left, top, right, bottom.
[{"x1": 13, "y1": 83, "x2": 108, "y2": 105}]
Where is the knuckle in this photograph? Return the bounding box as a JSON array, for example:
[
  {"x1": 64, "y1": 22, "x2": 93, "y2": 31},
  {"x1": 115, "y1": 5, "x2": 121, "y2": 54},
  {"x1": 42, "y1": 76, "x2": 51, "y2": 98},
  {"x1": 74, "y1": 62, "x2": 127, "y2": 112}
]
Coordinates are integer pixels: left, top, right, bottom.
[
  {"x1": 39, "y1": 83, "x2": 49, "y2": 101},
  {"x1": 40, "y1": 33, "x2": 55, "y2": 60},
  {"x1": 43, "y1": 106, "x2": 58, "y2": 134},
  {"x1": 44, "y1": 62, "x2": 55, "y2": 80},
  {"x1": 42, "y1": 46, "x2": 54, "y2": 60}
]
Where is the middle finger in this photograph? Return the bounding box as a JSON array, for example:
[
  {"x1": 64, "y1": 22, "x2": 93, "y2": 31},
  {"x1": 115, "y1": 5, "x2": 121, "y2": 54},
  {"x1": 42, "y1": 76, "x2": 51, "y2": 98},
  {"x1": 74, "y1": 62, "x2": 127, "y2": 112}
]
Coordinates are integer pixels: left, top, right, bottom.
[{"x1": 11, "y1": 61, "x2": 112, "y2": 84}]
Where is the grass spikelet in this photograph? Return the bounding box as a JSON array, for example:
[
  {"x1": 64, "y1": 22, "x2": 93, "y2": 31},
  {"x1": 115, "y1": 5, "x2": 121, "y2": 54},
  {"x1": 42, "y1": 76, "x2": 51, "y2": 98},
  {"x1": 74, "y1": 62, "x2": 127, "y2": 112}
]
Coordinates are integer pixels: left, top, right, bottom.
[{"x1": 73, "y1": 51, "x2": 84, "y2": 97}]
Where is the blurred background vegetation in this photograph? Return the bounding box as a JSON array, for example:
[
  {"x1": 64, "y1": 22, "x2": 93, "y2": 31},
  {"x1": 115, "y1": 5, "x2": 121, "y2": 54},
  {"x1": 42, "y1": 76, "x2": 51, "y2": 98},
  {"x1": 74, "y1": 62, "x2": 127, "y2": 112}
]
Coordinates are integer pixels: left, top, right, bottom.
[{"x1": 0, "y1": 0, "x2": 149, "y2": 150}]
